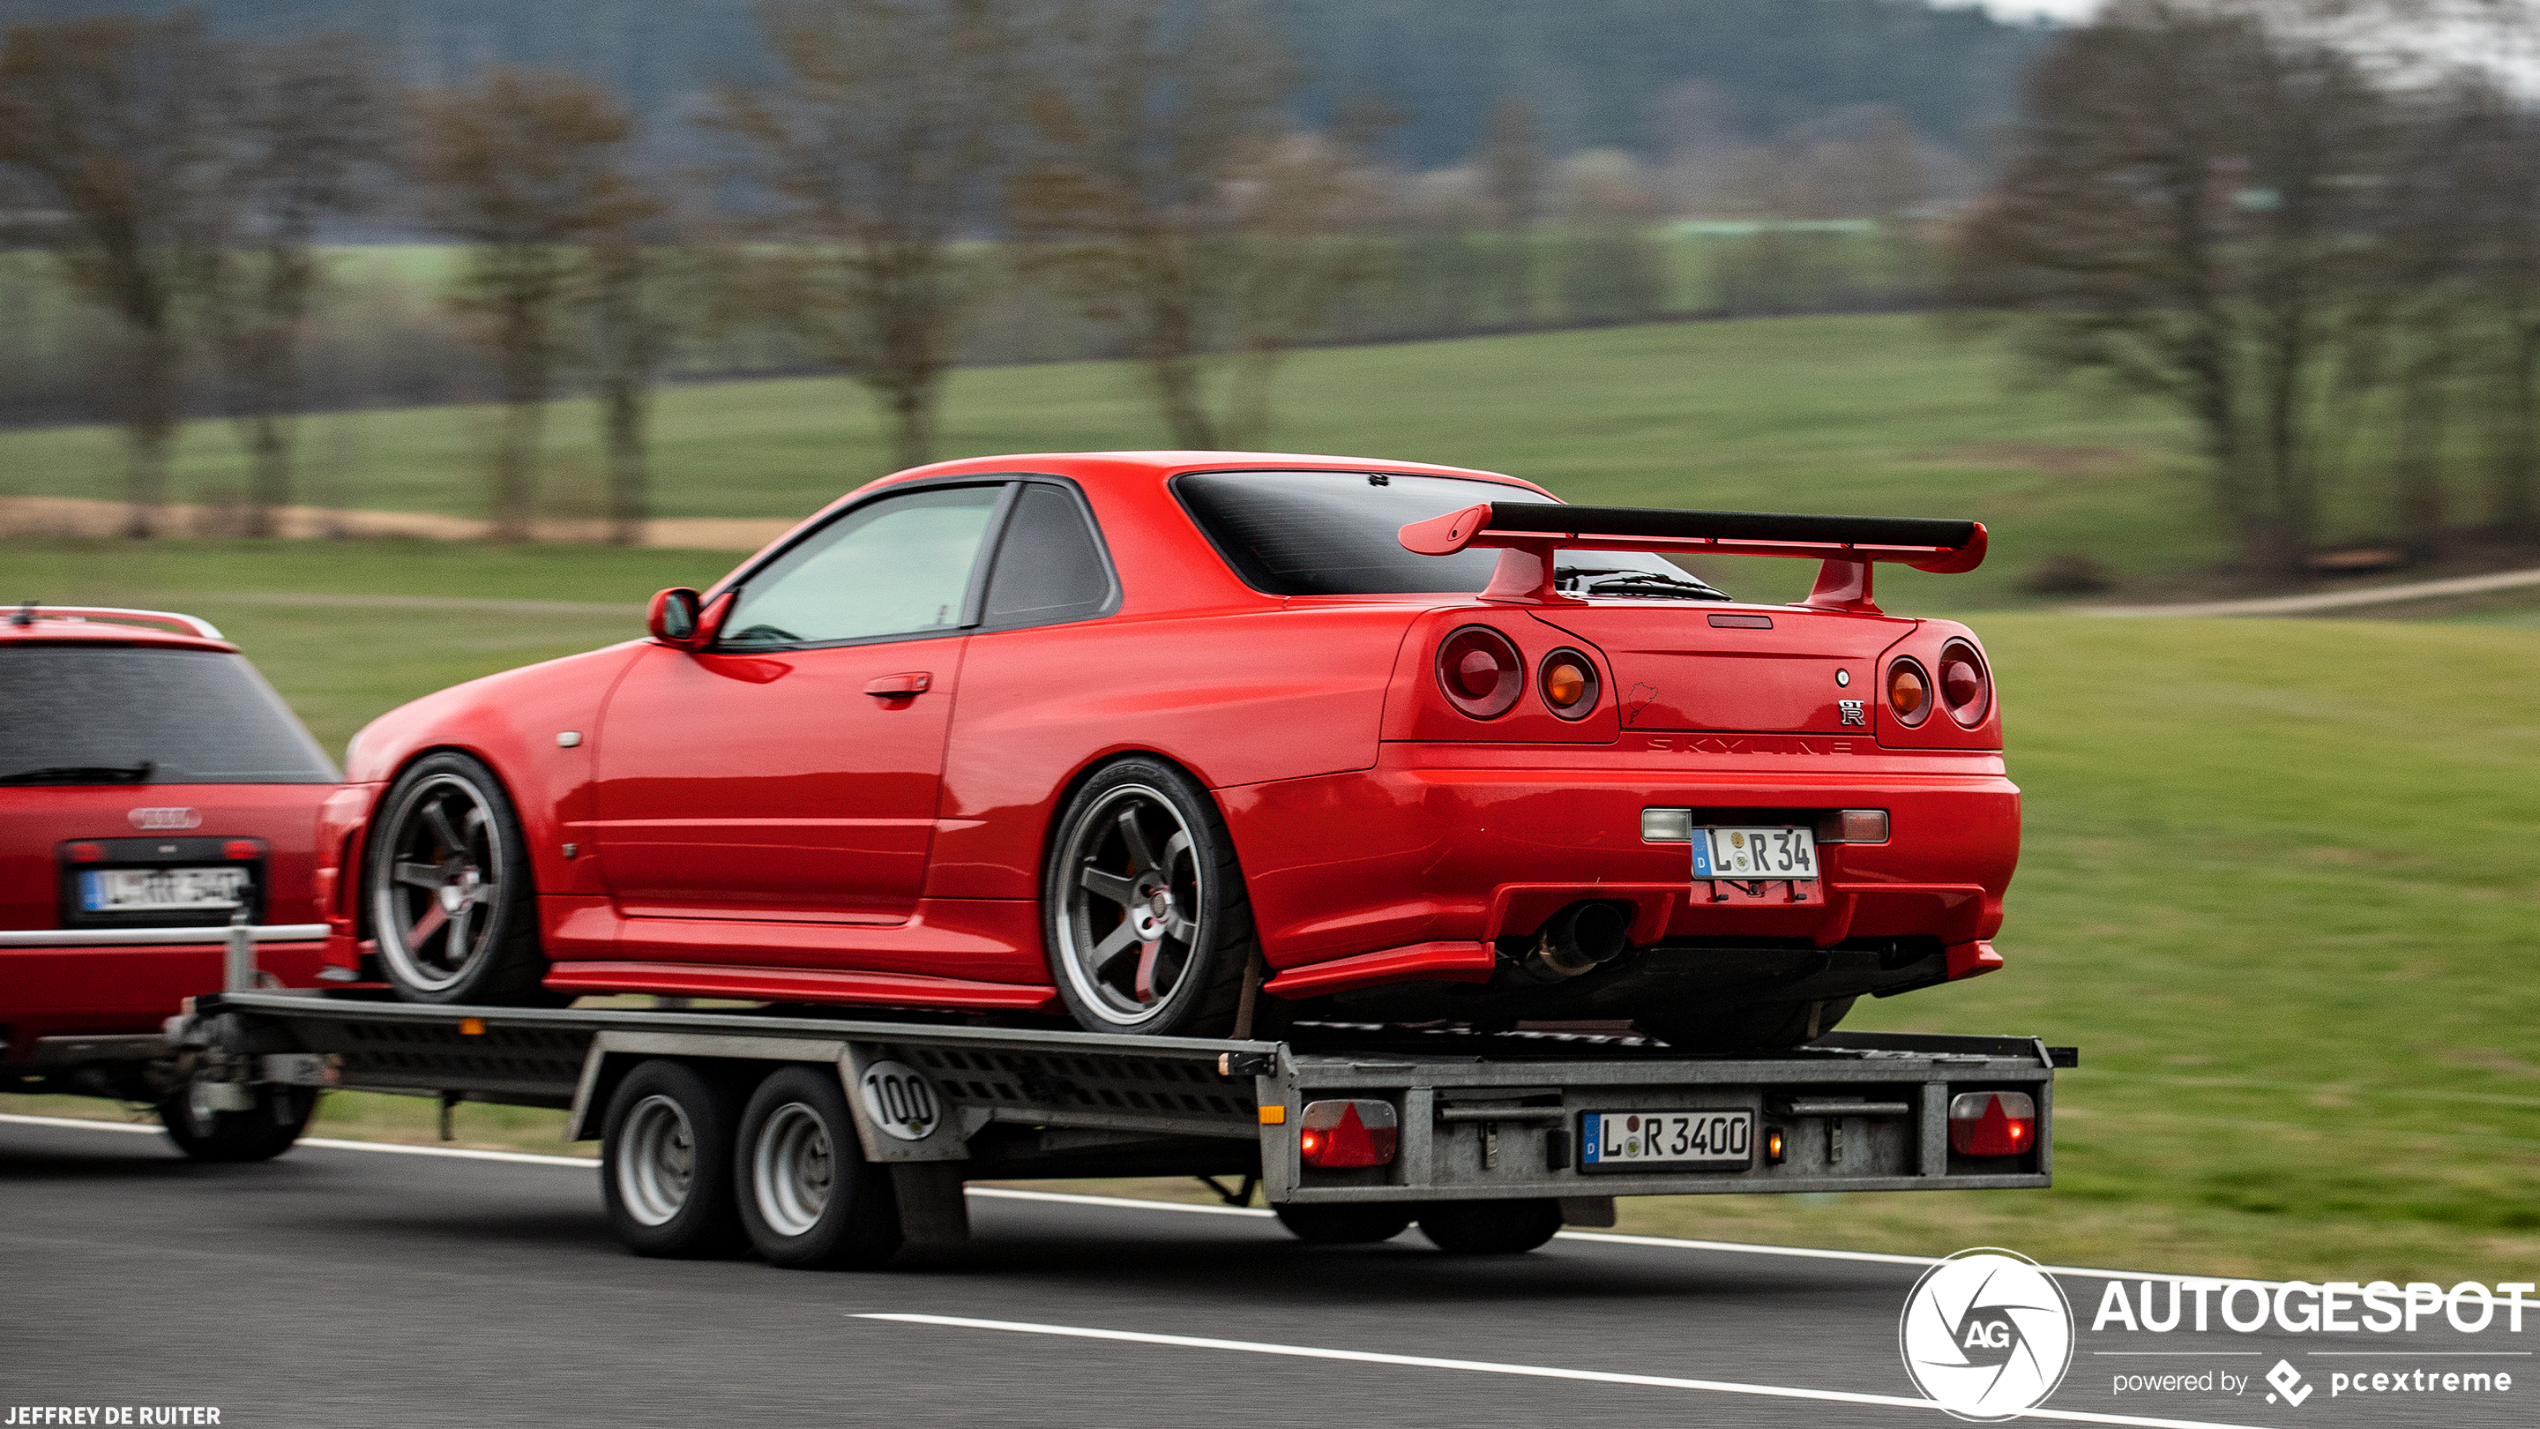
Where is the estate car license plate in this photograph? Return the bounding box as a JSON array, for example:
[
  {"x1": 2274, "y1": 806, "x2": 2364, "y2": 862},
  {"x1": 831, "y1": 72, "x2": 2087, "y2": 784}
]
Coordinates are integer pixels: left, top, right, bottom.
[
  {"x1": 1692, "y1": 826, "x2": 1818, "y2": 880},
  {"x1": 77, "y1": 867, "x2": 248, "y2": 914},
  {"x1": 1581, "y1": 1110, "x2": 1755, "y2": 1170}
]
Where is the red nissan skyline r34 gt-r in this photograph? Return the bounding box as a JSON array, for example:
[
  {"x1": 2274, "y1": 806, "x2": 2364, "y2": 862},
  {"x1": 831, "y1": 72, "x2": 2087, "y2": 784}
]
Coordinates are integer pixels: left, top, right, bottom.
[{"x1": 318, "y1": 452, "x2": 2019, "y2": 1050}]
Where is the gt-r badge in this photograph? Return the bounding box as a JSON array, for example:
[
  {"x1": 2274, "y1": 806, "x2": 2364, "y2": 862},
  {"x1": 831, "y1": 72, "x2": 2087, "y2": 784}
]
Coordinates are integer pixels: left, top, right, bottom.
[{"x1": 1839, "y1": 699, "x2": 1866, "y2": 726}]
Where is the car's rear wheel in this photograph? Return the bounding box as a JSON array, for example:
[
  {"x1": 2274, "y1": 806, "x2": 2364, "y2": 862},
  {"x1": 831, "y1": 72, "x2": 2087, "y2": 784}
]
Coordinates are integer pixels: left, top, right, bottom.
[
  {"x1": 1416, "y1": 1199, "x2": 1563, "y2": 1254},
  {"x1": 156, "y1": 1070, "x2": 312, "y2": 1163},
  {"x1": 1275, "y1": 1203, "x2": 1413, "y2": 1244},
  {"x1": 1635, "y1": 996, "x2": 1854, "y2": 1053},
  {"x1": 369, "y1": 752, "x2": 553, "y2": 1005},
  {"x1": 601, "y1": 1059, "x2": 747, "y2": 1258},
  {"x1": 733, "y1": 1066, "x2": 903, "y2": 1270},
  {"x1": 1043, "y1": 758, "x2": 1256, "y2": 1038}
]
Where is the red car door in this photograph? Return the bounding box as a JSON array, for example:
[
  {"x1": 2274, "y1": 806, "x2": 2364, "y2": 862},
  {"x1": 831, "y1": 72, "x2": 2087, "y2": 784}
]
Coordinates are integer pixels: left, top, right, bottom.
[{"x1": 592, "y1": 483, "x2": 1007, "y2": 924}]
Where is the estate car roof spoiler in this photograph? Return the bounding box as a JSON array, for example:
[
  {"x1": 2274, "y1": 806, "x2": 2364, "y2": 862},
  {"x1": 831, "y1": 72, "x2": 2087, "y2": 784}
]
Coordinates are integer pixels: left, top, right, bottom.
[{"x1": 1397, "y1": 502, "x2": 1988, "y2": 614}]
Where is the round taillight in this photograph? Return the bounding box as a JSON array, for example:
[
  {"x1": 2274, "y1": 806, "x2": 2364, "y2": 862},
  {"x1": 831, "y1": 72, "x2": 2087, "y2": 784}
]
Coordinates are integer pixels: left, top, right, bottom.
[
  {"x1": 1538, "y1": 649, "x2": 1600, "y2": 720},
  {"x1": 1939, "y1": 638, "x2": 1990, "y2": 725},
  {"x1": 1436, "y1": 625, "x2": 1523, "y2": 718},
  {"x1": 1887, "y1": 658, "x2": 1931, "y2": 726}
]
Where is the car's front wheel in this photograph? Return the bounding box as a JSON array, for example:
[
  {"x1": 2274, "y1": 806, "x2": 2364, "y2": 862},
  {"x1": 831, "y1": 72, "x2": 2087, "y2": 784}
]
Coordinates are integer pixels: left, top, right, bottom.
[
  {"x1": 1042, "y1": 758, "x2": 1257, "y2": 1038},
  {"x1": 368, "y1": 752, "x2": 553, "y2": 1005}
]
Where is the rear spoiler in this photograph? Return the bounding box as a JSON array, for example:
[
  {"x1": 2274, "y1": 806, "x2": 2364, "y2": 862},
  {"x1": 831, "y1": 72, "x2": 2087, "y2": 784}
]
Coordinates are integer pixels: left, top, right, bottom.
[{"x1": 1397, "y1": 502, "x2": 1987, "y2": 613}]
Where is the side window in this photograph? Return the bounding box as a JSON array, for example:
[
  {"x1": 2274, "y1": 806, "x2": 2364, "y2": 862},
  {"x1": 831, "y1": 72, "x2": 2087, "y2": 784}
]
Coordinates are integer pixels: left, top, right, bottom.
[
  {"x1": 721, "y1": 485, "x2": 1004, "y2": 648},
  {"x1": 981, "y1": 483, "x2": 1115, "y2": 628}
]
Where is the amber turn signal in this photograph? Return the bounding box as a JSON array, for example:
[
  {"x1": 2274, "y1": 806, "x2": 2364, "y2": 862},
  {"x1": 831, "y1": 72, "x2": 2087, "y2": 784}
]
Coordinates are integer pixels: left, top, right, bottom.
[
  {"x1": 1537, "y1": 648, "x2": 1600, "y2": 720},
  {"x1": 1887, "y1": 658, "x2": 1931, "y2": 726}
]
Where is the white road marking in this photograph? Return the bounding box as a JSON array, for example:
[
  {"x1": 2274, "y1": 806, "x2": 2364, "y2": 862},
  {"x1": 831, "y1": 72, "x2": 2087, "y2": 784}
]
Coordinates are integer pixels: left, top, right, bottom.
[
  {"x1": 0, "y1": 1114, "x2": 2289, "y2": 1286},
  {"x1": 857, "y1": 1313, "x2": 2279, "y2": 1429}
]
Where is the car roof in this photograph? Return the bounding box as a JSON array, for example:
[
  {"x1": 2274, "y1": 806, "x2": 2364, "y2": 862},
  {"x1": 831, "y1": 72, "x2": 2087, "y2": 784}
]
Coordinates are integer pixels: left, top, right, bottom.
[{"x1": 0, "y1": 606, "x2": 238, "y2": 653}]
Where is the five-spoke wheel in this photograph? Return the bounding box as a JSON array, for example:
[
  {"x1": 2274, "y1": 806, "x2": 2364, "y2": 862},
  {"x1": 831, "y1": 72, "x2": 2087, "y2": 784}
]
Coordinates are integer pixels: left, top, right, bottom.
[
  {"x1": 1044, "y1": 758, "x2": 1255, "y2": 1037},
  {"x1": 369, "y1": 752, "x2": 549, "y2": 1004}
]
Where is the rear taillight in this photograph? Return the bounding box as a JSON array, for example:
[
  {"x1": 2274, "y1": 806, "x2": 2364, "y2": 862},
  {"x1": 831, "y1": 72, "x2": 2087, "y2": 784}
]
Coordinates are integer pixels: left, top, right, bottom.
[
  {"x1": 1436, "y1": 626, "x2": 1523, "y2": 719},
  {"x1": 1298, "y1": 1099, "x2": 1399, "y2": 1168},
  {"x1": 67, "y1": 842, "x2": 104, "y2": 862},
  {"x1": 1887, "y1": 658, "x2": 1931, "y2": 726},
  {"x1": 1537, "y1": 648, "x2": 1600, "y2": 720},
  {"x1": 1948, "y1": 1090, "x2": 2036, "y2": 1157},
  {"x1": 224, "y1": 839, "x2": 263, "y2": 861},
  {"x1": 1938, "y1": 638, "x2": 1990, "y2": 726}
]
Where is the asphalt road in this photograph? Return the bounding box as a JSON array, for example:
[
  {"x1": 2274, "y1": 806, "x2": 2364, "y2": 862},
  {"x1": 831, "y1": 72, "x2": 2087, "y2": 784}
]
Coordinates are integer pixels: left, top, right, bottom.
[{"x1": 4, "y1": 1114, "x2": 2525, "y2": 1429}]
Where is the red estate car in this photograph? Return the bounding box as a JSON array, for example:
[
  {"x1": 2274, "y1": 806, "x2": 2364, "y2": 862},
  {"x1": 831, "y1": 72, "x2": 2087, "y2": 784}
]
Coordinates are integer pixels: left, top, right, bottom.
[
  {"x1": 2, "y1": 604, "x2": 336, "y2": 1155},
  {"x1": 318, "y1": 453, "x2": 2019, "y2": 1049}
]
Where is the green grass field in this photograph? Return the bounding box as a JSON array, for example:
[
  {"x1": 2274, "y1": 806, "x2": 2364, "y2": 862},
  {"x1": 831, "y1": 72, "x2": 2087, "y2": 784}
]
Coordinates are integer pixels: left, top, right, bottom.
[
  {"x1": 2, "y1": 314, "x2": 2224, "y2": 608},
  {"x1": 4, "y1": 534, "x2": 2535, "y2": 1284}
]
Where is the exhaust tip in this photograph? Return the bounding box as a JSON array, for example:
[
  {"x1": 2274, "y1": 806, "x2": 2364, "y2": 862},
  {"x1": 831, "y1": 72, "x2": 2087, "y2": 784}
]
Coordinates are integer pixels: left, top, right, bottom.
[{"x1": 1523, "y1": 901, "x2": 1634, "y2": 980}]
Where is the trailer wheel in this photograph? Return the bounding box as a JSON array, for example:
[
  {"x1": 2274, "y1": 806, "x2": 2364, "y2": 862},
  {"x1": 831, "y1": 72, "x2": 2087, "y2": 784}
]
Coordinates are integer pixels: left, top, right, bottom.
[
  {"x1": 156, "y1": 1075, "x2": 312, "y2": 1163},
  {"x1": 1274, "y1": 1204, "x2": 1412, "y2": 1244},
  {"x1": 1416, "y1": 1199, "x2": 1563, "y2": 1255},
  {"x1": 1044, "y1": 758, "x2": 1256, "y2": 1038},
  {"x1": 601, "y1": 1059, "x2": 746, "y2": 1258},
  {"x1": 734, "y1": 1066, "x2": 903, "y2": 1270}
]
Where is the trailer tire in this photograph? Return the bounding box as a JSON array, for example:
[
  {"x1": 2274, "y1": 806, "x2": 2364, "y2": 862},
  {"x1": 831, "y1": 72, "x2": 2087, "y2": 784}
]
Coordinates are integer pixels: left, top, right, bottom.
[
  {"x1": 1274, "y1": 1204, "x2": 1413, "y2": 1244},
  {"x1": 734, "y1": 1066, "x2": 903, "y2": 1270},
  {"x1": 601, "y1": 1059, "x2": 747, "y2": 1258},
  {"x1": 1416, "y1": 1198, "x2": 1563, "y2": 1255},
  {"x1": 156, "y1": 1076, "x2": 312, "y2": 1163}
]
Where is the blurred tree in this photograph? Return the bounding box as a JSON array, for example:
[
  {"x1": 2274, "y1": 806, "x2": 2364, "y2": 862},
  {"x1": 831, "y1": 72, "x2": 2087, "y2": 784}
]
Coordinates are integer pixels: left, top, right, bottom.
[
  {"x1": 408, "y1": 66, "x2": 653, "y2": 541},
  {"x1": 706, "y1": 0, "x2": 1018, "y2": 473},
  {"x1": 0, "y1": 13, "x2": 228, "y2": 536},
  {"x1": 1949, "y1": 0, "x2": 2396, "y2": 582},
  {"x1": 1014, "y1": 0, "x2": 1370, "y2": 449},
  {"x1": 1480, "y1": 97, "x2": 1543, "y2": 326},
  {"x1": 200, "y1": 35, "x2": 386, "y2": 537}
]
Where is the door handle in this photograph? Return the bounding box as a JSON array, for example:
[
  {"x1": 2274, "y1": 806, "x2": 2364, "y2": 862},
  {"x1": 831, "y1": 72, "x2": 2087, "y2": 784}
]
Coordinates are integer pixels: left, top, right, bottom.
[{"x1": 864, "y1": 672, "x2": 932, "y2": 698}]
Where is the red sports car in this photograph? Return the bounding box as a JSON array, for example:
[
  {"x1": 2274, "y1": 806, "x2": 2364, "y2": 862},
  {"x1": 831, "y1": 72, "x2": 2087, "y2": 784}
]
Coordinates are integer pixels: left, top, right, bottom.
[
  {"x1": 2, "y1": 604, "x2": 336, "y2": 1154},
  {"x1": 318, "y1": 453, "x2": 2018, "y2": 1049}
]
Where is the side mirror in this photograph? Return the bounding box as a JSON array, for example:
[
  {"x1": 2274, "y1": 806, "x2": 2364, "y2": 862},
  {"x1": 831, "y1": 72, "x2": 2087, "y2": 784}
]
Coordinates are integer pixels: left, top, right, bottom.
[{"x1": 647, "y1": 587, "x2": 703, "y2": 647}]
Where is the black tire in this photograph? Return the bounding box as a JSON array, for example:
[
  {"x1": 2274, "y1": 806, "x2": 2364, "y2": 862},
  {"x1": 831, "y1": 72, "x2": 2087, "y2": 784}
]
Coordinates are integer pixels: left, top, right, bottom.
[
  {"x1": 1635, "y1": 996, "x2": 1855, "y2": 1054},
  {"x1": 368, "y1": 751, "x2": 554, "y2": 1006},
  {"x1": 600, "y1": 1059, "x2": 747, "y2": 1258},
  {"x1": 1416, "y1": 1199, "x2": 1564, "y2": 1255},
  {"x1": 733, "y1": 1066, "x2": 903, "y2": 1270},
  {"x1": 156, "y1": 1074, "x2": 313, "y2": 1163},
  {"x1": 1275, "y1": 1203, "x2": 1413, "y2": 1245},
  {"x1": 1042, "y1": 757, "x2": 1257, "y2": 1038}
]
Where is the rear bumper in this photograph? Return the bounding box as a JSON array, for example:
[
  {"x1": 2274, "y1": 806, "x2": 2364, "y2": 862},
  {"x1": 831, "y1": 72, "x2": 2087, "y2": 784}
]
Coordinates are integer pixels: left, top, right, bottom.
[
  {"x1": 0, "y1": 940, "x2": 326, "y2": 1063},
  {"x1": 1223, "y1": 744, "x2": 2020, "y2": 976}
]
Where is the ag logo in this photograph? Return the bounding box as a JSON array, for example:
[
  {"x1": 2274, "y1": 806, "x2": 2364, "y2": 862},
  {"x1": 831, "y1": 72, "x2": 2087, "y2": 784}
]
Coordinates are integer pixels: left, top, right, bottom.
[
  {"x1": 1899, "y1": 1248, "x2": 2074, "y2": 1420},
  {"x1": 856, "y1": 1059, "x2": 943, "y2": 1141}
]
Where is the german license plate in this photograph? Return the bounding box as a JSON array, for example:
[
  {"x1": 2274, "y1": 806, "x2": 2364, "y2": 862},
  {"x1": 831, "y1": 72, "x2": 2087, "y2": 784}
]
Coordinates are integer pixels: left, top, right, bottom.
[
  {"x1": 78, "y1": 867, "x2": 248, "y2": 914},
  {"x1": 1692, "y1": 826, "x2": 1818, "y2": 880},
  {"x1": 1580, "y1": 1109, "x2": 1755, "y2": 1170}
]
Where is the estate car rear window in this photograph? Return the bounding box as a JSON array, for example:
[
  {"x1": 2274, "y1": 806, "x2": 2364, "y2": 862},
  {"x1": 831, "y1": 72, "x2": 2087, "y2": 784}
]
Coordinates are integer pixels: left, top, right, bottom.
[
  {"x1": 1174, "y1": 470, "x2": 1724, "y2": 598},
  {"x1": 0, "y1": 646, "x2": 337, "y2": 785}
]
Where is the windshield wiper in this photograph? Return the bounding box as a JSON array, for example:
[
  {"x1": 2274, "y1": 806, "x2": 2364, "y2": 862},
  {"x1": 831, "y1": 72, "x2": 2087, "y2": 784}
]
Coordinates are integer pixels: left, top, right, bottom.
[
  {"x1": 1554, "y1": 566, "x2": 1729, "y2": 601},
  {"x1": 0, "y1": 761, "x2": 155, "y2": 785}
]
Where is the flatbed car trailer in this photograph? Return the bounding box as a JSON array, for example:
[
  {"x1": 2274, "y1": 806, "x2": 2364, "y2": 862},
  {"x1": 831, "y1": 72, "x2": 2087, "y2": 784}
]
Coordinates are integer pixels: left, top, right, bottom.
[{"x1": 149, "y1": 977, "x2": 2075, "y2": 1263}]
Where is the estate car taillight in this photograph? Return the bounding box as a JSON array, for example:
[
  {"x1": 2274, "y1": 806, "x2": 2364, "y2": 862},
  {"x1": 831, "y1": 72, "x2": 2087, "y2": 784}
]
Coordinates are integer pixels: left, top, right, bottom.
[
  {"x1": 1887, "y1": 658, "x2": 1931, "y2": 726},
  {"x1": 1947, "y1": 1090, "x2": 2036, "y2": 1157},
  {"x1": 1938, "y1": 638, "x2": 1990, "y2": 726},
  {"x1": 1436, "y1": 625, "x2": 1523, "y2": 719},
  {"x1": 1538, "y1": 649, "x2": 1600, "y2": 720},
  {"x1": 1298, "y1": 1099, "x2": 1399, "y2": 1168}
]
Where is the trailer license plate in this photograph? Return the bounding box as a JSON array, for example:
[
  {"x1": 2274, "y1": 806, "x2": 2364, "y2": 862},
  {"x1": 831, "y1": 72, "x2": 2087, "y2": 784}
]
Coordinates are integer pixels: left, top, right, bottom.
[
  {"x1": 1580, "y1": 1110, "x2": 1754, "y2": 1170},
  {"x1": 1692, "y1": 826, "x2": 1817, "y2": 880},
  {"x1": 78, "y1": 867, "x2": 248, "y2": 914}
]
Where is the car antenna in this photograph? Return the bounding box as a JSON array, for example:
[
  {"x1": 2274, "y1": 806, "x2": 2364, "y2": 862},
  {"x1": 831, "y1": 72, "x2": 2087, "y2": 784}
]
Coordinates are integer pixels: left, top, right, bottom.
[{"x1": 10, "y1": 600, "x2": 34, "y2": 627}]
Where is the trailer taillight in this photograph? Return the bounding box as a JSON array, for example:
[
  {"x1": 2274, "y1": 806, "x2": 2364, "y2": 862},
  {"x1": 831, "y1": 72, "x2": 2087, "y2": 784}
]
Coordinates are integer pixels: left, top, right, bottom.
[
  {"x1": 1947, "y1": 1090, "x2": 2036, "y2": 1157},
  {"x1": 1298, "y1": 1099, "x2": 1399, "y2": 1168}
]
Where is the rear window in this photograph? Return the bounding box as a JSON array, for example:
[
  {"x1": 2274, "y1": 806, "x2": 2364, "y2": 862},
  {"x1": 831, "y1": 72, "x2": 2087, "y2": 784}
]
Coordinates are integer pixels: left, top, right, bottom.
[
  {"x1": 1173, "y1": 469, "x2": 1722, "y2": 599},
  {"x1": 0, "y1": 646, "x2": 338, "y2": 785}
]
